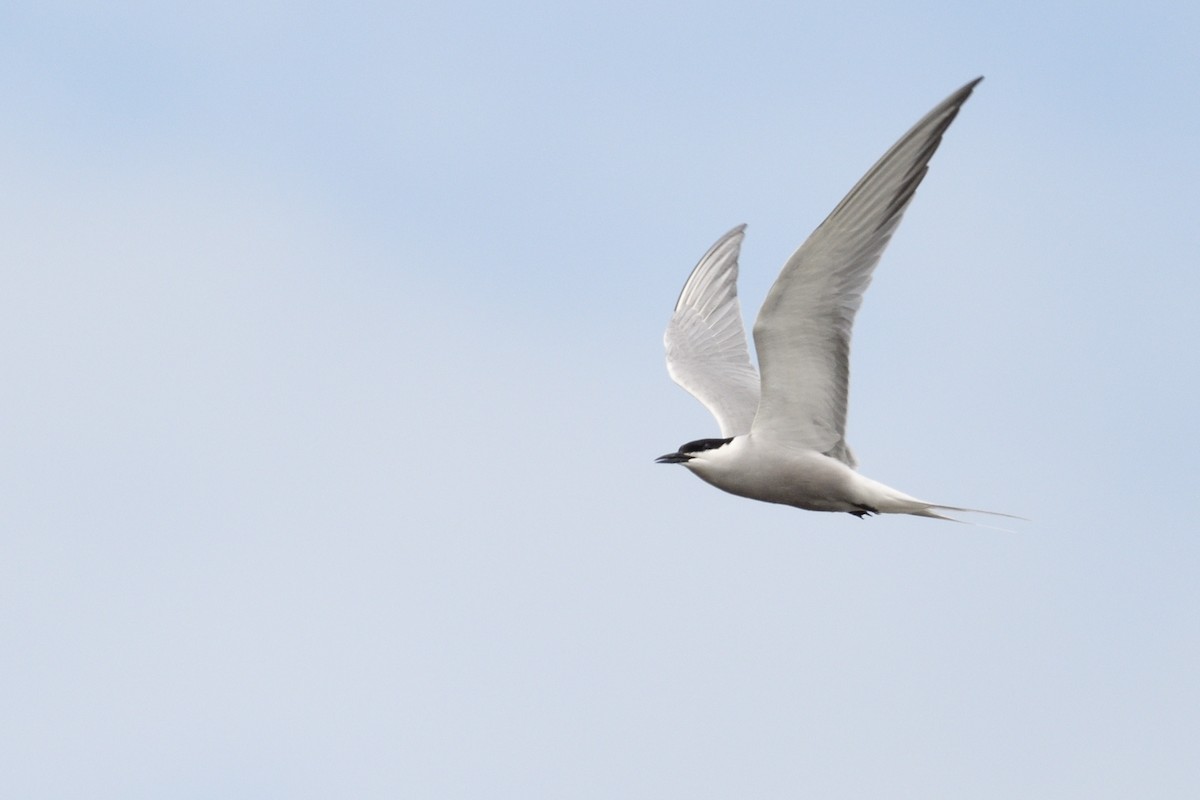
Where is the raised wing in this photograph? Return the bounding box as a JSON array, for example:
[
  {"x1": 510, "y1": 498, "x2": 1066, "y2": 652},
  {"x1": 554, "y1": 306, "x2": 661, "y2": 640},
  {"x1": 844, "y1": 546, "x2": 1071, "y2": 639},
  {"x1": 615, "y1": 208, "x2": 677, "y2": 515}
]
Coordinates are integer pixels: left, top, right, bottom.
[
  {"x1": 664, "y1": 225, "x2": 761, "y2": 437},
  {"x1": 750, "y1": 78, "x2": 982, "y2": 466}
]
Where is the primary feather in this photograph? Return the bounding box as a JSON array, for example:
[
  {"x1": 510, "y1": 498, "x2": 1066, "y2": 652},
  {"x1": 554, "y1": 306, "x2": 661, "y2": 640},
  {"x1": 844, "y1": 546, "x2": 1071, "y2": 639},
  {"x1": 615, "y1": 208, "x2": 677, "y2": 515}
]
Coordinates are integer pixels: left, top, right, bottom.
[
  {"x1": 750, "y1": 77, "x2": 983, "y2": 467},
  {"x1": 664, "y1": 225, "x2": 760, "y2": 437}
]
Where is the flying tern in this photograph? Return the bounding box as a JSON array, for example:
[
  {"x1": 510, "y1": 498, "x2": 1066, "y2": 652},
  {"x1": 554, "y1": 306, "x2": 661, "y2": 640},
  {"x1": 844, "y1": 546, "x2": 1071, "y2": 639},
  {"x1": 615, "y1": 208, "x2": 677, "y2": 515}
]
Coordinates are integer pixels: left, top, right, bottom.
[{"x1": 656, "y1": 77, "x2": 1012, "y2": 523}]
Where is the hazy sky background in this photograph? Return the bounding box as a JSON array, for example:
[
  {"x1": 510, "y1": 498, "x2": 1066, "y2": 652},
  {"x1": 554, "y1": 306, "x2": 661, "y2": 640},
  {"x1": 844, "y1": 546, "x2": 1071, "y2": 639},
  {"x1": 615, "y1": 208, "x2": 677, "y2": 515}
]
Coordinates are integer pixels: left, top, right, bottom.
[{"x1": 2, "y1": 2, "x2": 1197, "y2": 797}]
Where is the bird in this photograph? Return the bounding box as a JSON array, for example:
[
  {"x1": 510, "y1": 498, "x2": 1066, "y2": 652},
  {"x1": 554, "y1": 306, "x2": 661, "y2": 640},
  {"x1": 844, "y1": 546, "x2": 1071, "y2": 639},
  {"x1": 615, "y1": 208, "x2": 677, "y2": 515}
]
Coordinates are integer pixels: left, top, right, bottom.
[{"x1": 655, "y1": 77, "x2": 1013, "y2": 523}]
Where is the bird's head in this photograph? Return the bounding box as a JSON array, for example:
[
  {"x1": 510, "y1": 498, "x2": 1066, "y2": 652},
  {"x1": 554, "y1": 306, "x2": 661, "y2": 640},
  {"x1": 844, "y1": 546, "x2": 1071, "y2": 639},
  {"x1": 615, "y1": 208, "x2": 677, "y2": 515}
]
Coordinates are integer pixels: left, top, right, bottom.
[{"x1": 654, "y1": 436, "x2": 734, "y2": 465}]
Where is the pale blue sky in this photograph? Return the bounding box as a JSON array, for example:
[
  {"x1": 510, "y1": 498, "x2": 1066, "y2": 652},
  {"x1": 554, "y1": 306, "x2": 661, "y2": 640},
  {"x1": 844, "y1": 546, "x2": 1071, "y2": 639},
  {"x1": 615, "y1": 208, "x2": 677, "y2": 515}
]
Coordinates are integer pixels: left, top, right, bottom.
[{"x1": 2, "y1": 2, "x2": 1197, "y2": 798}]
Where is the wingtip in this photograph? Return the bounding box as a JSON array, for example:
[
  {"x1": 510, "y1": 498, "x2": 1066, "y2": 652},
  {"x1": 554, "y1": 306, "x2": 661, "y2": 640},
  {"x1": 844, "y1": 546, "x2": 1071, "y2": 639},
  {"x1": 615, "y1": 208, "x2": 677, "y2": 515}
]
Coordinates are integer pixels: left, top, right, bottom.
[{"x1": 958, "y1": 76, "x2": 984, "y2": 98}]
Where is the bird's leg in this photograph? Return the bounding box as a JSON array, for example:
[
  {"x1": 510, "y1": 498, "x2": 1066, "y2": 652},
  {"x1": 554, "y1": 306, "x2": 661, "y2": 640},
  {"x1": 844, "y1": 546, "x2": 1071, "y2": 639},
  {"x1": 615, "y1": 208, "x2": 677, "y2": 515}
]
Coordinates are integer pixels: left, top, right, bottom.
[{"x1": 850, "y1": 503, "x2": 879, "y2": 518}]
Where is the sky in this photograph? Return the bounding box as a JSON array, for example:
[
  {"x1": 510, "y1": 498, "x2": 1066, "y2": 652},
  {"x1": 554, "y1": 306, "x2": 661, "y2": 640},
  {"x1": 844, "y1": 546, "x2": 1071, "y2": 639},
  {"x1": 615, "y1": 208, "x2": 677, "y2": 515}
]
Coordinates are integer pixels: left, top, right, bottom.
[{"x1": 1, "y1": 1, "x2": 1197, "y2": 797}]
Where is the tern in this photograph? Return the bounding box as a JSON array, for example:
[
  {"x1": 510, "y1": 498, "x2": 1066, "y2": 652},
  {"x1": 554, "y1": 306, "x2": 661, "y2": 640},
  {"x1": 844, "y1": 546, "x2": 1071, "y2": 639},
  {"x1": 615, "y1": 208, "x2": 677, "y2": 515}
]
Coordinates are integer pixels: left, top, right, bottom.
[{"x1": 656, "y1": 77, "x2": 1011, "y2": 522}]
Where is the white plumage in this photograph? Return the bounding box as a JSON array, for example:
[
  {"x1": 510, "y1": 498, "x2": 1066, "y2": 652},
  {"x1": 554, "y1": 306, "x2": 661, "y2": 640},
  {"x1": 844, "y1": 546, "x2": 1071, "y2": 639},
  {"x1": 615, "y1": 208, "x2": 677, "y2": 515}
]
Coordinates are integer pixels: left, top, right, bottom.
[{"x1": 658, "y1": 78, "x2": 1015, "y2": 523}]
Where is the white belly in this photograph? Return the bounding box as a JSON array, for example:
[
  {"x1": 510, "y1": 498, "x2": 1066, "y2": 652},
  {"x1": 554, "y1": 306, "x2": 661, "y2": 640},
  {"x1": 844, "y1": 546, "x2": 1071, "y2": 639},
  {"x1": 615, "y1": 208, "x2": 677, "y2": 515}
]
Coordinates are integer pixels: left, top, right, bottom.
[{"x1": 681, "y1": 434, "x2": 927, "y2": 515}]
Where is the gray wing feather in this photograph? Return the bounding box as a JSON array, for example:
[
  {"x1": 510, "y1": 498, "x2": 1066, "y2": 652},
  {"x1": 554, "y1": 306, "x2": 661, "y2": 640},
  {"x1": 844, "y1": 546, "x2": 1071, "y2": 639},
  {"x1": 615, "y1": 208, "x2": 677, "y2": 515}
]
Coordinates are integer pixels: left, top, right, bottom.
[
  {"x1": 750, "y1": 78, "x2": 982, "y2": 466},
  {"x1": 665, "y1": 225, "x2": 761, "y2": 437}
]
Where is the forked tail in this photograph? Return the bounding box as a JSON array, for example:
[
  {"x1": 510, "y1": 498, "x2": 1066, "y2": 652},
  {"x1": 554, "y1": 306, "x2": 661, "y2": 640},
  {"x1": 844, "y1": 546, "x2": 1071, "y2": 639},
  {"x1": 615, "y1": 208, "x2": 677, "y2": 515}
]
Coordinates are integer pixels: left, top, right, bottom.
[
  {"x1": 910, "y1": 504, "x2": 1026, "y2": 530},
  {"x1": 855, "y1": 476, "x2": 1023, "y2": 528}
]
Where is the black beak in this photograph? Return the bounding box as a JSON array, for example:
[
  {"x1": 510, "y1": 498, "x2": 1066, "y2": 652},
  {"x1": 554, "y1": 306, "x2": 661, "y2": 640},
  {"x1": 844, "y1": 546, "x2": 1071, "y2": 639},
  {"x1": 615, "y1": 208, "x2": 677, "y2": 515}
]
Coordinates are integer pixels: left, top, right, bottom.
[{"x1": 655, "y1": 452, "x2": 692, "y2": 464}]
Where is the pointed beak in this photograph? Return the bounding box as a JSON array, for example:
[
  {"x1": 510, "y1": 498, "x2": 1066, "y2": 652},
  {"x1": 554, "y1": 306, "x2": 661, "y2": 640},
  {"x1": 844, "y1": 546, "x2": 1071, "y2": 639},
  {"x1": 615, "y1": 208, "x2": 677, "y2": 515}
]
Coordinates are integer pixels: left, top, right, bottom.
[{"x1": 655, "y1": 452, "x2": 692, "y2": 464}]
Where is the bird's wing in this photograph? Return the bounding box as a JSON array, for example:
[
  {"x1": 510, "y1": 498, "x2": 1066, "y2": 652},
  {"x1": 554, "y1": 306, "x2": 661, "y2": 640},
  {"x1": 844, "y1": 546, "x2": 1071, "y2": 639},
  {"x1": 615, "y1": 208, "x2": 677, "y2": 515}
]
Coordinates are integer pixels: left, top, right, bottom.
[
  {"x1": 664, "y1": 225, "x2": 761, "y2": 437},
  {"x1": 750, "y1": 78, "x2": 982, "y2": 467}
]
